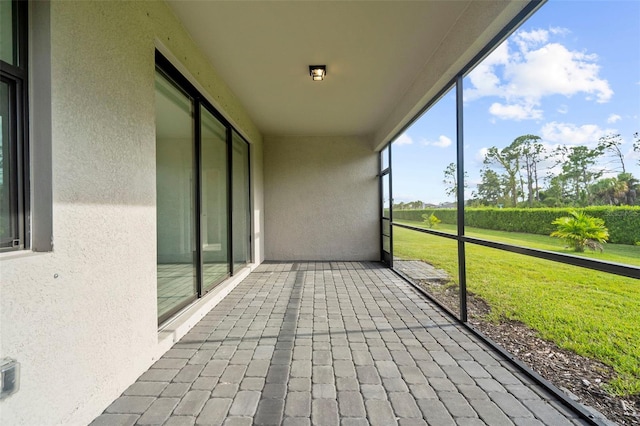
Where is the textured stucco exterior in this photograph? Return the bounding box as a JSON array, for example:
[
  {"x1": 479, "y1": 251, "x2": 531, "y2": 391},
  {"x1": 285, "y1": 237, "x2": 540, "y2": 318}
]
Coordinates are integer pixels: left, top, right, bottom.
[
  {"x1": 0, "y1": 2, "x2": 263, "y2": 425},
  {"x1": 264, "y1": 136, "x2": 379, "y2": 261}
]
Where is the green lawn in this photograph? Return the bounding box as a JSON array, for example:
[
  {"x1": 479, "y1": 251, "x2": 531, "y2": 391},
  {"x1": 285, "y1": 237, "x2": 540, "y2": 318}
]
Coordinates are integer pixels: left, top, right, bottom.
[
  {"x1": 395, "y1": 219, "x2": 640, "y2": 267},
  {"x1": 392, "y1": 222, "x2": 640, "y2": 396}
]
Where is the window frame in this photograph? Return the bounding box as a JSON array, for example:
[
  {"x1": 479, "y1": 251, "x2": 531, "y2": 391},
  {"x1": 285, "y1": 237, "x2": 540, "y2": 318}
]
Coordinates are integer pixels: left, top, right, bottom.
[{"x1": 0, "y1": 0, "x2": 29, "y2": 252}]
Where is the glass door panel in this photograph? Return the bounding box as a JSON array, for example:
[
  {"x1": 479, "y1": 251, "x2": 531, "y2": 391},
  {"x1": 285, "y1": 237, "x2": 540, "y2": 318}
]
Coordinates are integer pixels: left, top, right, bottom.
[
  {"x1": 381, "y1": 167, "x2": 392, "y2": 265},
  {"x1": 155, "y1": 71, "x2": 197, "y2": 322},
  {"x1": 380, "y1": 146, "x2": 392, "y2": 265},
  {"x1": 200, "y1": 106, "x2": 229, "y2": 290},
  {"x1": 232, "y1": 132, "x2": 250, "y2": 272}
]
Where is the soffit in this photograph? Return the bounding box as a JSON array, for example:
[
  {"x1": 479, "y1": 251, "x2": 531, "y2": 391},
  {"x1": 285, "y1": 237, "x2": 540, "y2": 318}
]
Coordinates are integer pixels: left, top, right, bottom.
[{"x1": 166, "y1": 1, "x2": 530, "y2": 141}]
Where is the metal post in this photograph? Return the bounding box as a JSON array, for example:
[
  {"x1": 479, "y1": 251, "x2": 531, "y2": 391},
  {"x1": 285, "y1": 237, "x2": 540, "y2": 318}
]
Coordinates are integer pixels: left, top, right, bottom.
[{"x1": 455, "y1": 75, "x2": 468, "y2": 322}]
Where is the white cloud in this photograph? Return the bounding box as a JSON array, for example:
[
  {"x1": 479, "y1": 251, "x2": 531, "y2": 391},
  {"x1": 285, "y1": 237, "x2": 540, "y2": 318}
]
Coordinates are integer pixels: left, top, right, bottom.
[
  {"x1": 510, "y1": 43, "x2": 612, "y2": 103},
  {"x1": 607, "y1": 113, "x2": 622, "y2": 123},
  {"x1": 540, "y1": 121, "x2": 615, "y2": 145},
  {"x1": 489, "y1": 102, "x2": 543, "y2": 121},
  {"x1": 465, "y1": 27, "x2": 613, "y2": 121},
  {"x1": 465, "y1": 42, "x2": 509, "y2": 101},
  {"x1": 476, "y1": 147, "x2": 489, "y2": 162},
  {"x1": 394, "y1": 133, "x2": 413, "y2": 146},
  {"x1": 423, "y1": 135, "x2": 452, "y2": 148},
  {"x1": 549, "y1": 27, "x2": 570, "y2": 36},
  {"x1": 513, "y1": 28, "x2": 549, "y2": 52}
]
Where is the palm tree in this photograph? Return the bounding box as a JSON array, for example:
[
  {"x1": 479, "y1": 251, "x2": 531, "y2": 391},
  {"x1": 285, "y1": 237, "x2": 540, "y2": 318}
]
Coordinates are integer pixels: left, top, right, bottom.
[
  {"x1": 589, "y1": 178, "x2": 619, "y2": 205},
  {"x1": 550, "y1": 211, "x2": 609, "y2": 252},
  {"x1": 589, "y1": 173, "x2": 639, "y2": 205},
  {"x1": 616, "y1": 173, "x2": 638, "y2": 205}
]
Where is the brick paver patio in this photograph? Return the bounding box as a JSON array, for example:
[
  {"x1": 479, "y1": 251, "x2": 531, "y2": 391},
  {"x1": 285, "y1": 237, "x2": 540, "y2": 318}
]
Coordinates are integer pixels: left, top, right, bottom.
[{"x1": 91, "y1": 262, "x2": 592, "y2": 425}]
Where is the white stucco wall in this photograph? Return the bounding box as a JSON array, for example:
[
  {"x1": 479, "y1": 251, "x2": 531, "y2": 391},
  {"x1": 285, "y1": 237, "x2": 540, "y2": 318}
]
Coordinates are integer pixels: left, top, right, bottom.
[
  {"x1": 251, "y1": 135, "x2": 266, "y2": 264},
  {"x1": 264, "y1": 136, "x2": 379, "y2": 261},
  {"x1": 0, "y1": 2, "x2": 263, "y2": 425}
]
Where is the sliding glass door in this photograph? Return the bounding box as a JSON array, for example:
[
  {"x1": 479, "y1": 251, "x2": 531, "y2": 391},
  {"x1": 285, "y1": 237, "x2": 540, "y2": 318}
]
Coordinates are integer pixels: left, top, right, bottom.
[
  {"x1": 201, "y1": 106, "x2": 229, "y2": 290},
  {"x1": 155, "y1": 71, "x2": 197, "y2": 321},
  {"x1": 155, "y1": 51, "x2": 252, "y2": 324},
  {"x1": 232, "y1": 131, "x2": 251, "y2": 272}
]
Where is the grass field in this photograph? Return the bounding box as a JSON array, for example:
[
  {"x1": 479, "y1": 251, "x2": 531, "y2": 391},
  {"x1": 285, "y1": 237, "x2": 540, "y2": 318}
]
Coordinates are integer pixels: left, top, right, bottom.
[
  {"x1": 392, "y1": 221, "x2": 640, "y2": 396},
  {"x1": 395, "y1": 219, "x2": 640, "y2": 267}
]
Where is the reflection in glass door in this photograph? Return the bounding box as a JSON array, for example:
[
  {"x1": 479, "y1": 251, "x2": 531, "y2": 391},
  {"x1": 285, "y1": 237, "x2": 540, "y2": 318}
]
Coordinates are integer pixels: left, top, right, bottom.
[
  {"x1": 155, "y1": 70, "x2": 197, "y2": 322},
  {"x1": 200, "y1": 106, "x2": 229, "y2": 290},
  {"x1": 232, "y1": 131, "x2": 250, "y2": 272}
]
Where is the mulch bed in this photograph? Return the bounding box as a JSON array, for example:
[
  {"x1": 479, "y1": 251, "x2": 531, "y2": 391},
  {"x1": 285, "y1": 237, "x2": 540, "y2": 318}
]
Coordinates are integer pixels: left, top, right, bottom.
[{"x1": 415, "y1": 279, "x2": 640, "y2": 425}]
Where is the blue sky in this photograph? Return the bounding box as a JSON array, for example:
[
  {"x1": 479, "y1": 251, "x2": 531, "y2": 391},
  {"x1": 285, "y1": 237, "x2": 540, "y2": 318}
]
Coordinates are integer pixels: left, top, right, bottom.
[{"x1": 392, "y1": 0, "x2": 640, "y2": 205}]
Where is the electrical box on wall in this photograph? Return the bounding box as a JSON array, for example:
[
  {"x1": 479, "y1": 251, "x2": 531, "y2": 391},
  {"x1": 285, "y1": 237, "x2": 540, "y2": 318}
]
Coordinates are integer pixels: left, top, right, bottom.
[{"x1": 0, "y1": 358, "x2": 20, "y2": 399}]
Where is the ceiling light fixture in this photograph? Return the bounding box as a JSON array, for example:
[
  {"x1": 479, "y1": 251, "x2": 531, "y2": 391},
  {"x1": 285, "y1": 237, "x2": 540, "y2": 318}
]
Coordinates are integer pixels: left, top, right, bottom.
[{"x1": 309, "y1": 65, "x2": 326, "y2": 81}]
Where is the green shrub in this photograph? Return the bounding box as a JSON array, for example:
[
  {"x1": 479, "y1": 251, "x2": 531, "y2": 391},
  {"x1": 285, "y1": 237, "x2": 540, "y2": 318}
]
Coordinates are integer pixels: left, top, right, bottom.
[
  {"x1": 550, "y1": 211, "x2": 609, "y2": 252},
  {"x1": 392, "y1": 206, "x2": 640, "y2": 245},
  {"x1": 422, "y1": 213, "x2": 441, "y2": 228}
]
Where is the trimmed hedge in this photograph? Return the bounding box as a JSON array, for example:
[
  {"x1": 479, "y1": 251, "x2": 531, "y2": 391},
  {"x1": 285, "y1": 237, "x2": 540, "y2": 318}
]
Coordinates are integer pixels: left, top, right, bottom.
[{"x1": 393, "y1": 206, "x2": 640, "y2": 245}]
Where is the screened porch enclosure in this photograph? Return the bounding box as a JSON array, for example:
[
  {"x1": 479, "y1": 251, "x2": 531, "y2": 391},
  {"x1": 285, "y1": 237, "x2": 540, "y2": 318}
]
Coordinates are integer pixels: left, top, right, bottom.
[{"x1": 6, "y1": 1, "x2": 637, "y2": 425}]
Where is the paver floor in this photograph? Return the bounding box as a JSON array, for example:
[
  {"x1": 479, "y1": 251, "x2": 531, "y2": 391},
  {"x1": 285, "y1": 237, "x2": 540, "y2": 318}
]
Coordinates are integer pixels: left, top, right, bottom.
[{"x1": 92, "y1": 262, "x2": 591, "y2": 426}]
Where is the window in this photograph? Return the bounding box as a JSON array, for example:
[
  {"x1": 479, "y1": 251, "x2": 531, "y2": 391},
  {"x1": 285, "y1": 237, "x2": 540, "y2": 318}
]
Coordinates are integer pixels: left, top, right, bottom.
[{"x1": 0, "y1": 0, "x2": 28, "y2": 251}]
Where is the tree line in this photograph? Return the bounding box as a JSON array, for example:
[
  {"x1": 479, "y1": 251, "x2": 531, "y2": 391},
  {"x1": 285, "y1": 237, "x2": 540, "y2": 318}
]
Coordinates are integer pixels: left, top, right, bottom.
[{"x1": 456, "y1": 132, "x2": 639, "y2": 208}]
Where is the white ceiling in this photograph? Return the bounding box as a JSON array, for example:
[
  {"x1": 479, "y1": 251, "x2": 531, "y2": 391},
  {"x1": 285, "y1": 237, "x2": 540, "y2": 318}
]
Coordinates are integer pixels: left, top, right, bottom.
[{"x1": 166, "y1": 1, "x2": 533, "y2": 143}]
